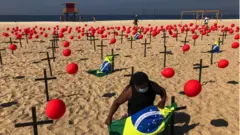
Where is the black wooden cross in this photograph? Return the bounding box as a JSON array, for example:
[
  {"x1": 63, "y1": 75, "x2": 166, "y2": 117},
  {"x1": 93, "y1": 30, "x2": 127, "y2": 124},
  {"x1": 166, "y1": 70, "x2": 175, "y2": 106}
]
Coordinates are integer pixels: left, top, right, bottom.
[
  {"x1": 89, "y1": 35, "x2": 98, "y2": 51},
  {"x1": 0, "y1": 52, "x2": 2, "y2": 65},
  {"x1": 224, "y1": 30, "x2": 227, "y2": 39},
  {"x1": 160, "y1": 46, "x2": 172, "y2": 67},
  {"x1": 141, "y1": 38, "x2": 151, "y2": 57},
  {"x1": 9, "y1": 37, "x2": 14, "y2": 54},
  {"x1": 193, "y1": 59, "x2": 209, "y2": 83},
  {"x1": 161, "y1": 30, "x2": 169, "y2": 47},
  {"x1": 41, "y1": 52, "x2": 55, "y2": 76},
  {"x1": 15, "y1": 107, "x2": 53, "y2": 135},
  {"x1": 124, "y1": 66, "x2": 134, "y2": 77},
  {"x1": 84, "y1": 30, "x2": 90, "y2": 40},
  {"x1": 119, "y1": 31, "x2": 124, "y2": 44},
  {"x1": 97, "y1": 40, "x2": 108, "y2": 60},
  {"x1": 210, "y1": 45, "x2": 214, "y2": 65},
  {"x1": 147, "y1": 30, "x2": 152, "y2": 42},
  {"x1": 112, "y1": 30, "x2": 116, "y2": 38},
  {"x1": 18, "y1": 37, "x2": 23, "y2": 48},
  {"x1": 53, "y1": 33, "x2": 59, "y2": 48},
  {"x1": 128, "y1": 36, "x2": 134, "y2": 49},
  {"x1": 181, "y1": 31, "x2": 189, "y2": 44},
  {"x1": 176, "y1": 29, "x2": 179, "y2": 41},
  {"x1": 25, "y1": 33, "x2": 29, "y2": 44},
  {"x1": 35, "y1": 69, "x2": 57, "y2": 102},
  {"x1": 0, "y1": 48, "x2": 5, "y2": 65},
  {"x1": 47, "y1": 40, "x2": 59, "y2": 62},
  {"x1": 220, "y1": 31, "x2": 225, "y2": 45}
]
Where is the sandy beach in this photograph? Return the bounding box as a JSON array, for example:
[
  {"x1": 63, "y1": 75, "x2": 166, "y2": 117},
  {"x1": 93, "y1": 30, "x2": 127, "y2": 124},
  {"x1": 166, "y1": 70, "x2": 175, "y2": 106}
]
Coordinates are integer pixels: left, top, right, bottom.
[{"x1": 0, "y1": 19, "x2": 239, "y2": 135}]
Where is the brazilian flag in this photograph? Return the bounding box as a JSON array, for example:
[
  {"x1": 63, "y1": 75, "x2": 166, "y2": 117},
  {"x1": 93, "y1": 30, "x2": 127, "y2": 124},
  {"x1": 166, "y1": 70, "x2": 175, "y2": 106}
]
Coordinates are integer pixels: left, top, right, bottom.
[
  {"x1": 108, "y1": 104, "x2": 177, "y2": 135},
  {"x1": 87, "y1": 54, "x2": 119, "y2": 77}
]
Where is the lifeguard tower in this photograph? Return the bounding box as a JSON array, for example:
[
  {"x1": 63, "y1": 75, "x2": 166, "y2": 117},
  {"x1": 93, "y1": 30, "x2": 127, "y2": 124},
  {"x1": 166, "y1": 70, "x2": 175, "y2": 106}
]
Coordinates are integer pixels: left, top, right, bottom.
[{"x1": 62, "y1": 2, "x2": 78, "y2": 21}]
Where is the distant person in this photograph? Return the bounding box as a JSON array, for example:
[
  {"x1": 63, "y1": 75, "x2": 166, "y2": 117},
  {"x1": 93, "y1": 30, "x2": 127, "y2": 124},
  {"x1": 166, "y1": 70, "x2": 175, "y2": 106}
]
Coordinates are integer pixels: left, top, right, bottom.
[
  {"x1": 220, "y1": 14, "x2": 223, "y2": 21},
  {"x1": 133, "y1": 14, "x2": 139, "y2": 27},
  {"x1": 80, "y1": 16, "x2": 84, "y2": 22},
  {"x1": 60, "y1": 16, "x2": 63, "y2": 22},
  {"x1": 93, "y1": 16, "x2": 96, "y2": 22},
  {"x1": 204, "y1": 17, "x2": 209, "y2": 26}
]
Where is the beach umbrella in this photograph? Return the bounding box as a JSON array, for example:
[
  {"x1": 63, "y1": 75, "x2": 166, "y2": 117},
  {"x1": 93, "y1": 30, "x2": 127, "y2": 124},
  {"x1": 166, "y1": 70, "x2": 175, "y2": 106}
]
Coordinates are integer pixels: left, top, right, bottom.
[
  {"x1": 46, "y1": 99, "x2": 66, "y2": 120},
  {"x1": 184, "y1": 80, "x2": 202, "y2": 97},
  {"x1": 218, "y1": 59, "x2": 229, "y2": 68},
  {"x1": 66, "y1": 62, "x2": 78, "y2": 74}
]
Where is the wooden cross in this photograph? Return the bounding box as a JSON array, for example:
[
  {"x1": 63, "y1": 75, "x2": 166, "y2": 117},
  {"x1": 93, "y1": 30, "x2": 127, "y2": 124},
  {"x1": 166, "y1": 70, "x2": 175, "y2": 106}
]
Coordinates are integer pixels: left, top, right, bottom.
[
  {"x1": 84, "y1": 30, "x2": 90, "y2": 40},
  {"x1": 89, "y1": 35, "x2": 98, "y2": 51},
  {"x1": 25, "y1": 33, "x2": 29, "y2": 44},
  {"x1": 9, "y1": 37, "x2": 14, "y2": 54},
  {"x1": 47, "y1": 40, "x2": 59, "y2": 62},
  {"x1": 97, "y1": 40, "x2": 108, "y2": 60},
  {"x1": 15, "y1": 107, "x2": 53, "y2": 135},
  {"x1": 53, "y1": 33, "x2": 59, "y2": 47},
  {"x1": 0, "y1": 48, "x2": 5, "y2": 65},
  {"x1": 147, "y1": 30, "x2": 152, "y2": 42},
  {"x1": 160, "y1": 46, "x2": 172, "y2": 67},
  {"x1": 35, "y1": 69, "x2": 57, "y2": 102},
  {"x1": 128, "y1": 36, "x2": 134, "y2": 49},
  {"x1": 176, "y1": 29, "x2": 179, "y2": 41},
  {"x1": 141, "y1": 38, "x2": 151, "y2": 57},
  {"x1": 220, "y1": 31, "x2": 225, "y2": 45},
  {"x1": 18, "y1": 37, "x2": 23, "y2": 48},
  {"x1": 124, "y1": 66, "x2": 134, "y2": 77},
  {"x1": 210, "y1": 45, "x2": 214, "y2": 65},
  {"x1": 112, "y1": 30, "x2": 116, "y2": 38},
  {"x1": 41, "y1": 52, "x2": 55, "y2": 76},
  {"x1": 161, "y1": 30, "x2": 169, "y2": 47},
  {"x1": 119, "y1": 31, "x2": 124, "y2": 44},
  {"x1": 0, "y1": 52, "x2": 2, "y2": 65},
  {"x1": 181, "y1": 31, "x2": 189, "y2": 44},
  {"x1": 193, "y1": 59, "x2": 209, "y2": 83}
]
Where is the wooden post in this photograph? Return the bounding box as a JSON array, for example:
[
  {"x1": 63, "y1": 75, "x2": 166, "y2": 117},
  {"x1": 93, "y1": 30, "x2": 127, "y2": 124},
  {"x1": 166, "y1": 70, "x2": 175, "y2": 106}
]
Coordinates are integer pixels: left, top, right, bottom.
[
  {"x1": 141, "y1": 39, "x2": 150, "y2": 57},
  {"x1": 193, "y1": 59, "x2": 209, "y2": 84},
  {"x1": 0, "y1": 52, "x2": 2, "y2": 65},
  {"x1": 97, "y1": 40, "x2": 107, "y2": 60},
  {"x1": 210, "y1": 45, "x2": 214, "y2": 65},
  {"x1": 25, "y1": 34, "x2": 28, "y2": 44}
]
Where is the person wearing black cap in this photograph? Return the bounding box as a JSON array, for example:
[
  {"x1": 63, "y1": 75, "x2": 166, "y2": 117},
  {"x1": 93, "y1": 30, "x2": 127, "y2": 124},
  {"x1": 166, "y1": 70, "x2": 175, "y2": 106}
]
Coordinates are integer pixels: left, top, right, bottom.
[{"x1": 105, "y1": 72, "x2": 167, "y2": 125}]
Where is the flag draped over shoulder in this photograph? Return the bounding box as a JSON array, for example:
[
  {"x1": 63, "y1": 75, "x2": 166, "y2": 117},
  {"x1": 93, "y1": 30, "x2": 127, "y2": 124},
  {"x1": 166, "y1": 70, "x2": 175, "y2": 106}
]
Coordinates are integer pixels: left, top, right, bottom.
[{"x1": 108, "y1": 105, "x2": 176, "y2": 135}]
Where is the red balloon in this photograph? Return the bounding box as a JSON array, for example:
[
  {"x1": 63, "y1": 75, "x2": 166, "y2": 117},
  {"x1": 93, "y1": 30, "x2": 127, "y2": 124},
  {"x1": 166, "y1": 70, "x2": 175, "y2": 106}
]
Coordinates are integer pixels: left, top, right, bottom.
[
  {"x1": 192, "y1": 34, "x2": 199, "y2": 40},
  {"x1": 46, "y1": 99, "x2": 66, "y2": 120},
  {"x1": 62, "y1": 49, "x2": 71, "y2": 56},
  {"x1": 138, "y1": 34, "x2": 143, "y2": 39},
  {"x1": 161, "y1": 68, "x2": 175, "y2": 78},
  {"x1": 16, "y1": 34, "x2": 22, "y2": 39},
  {"x1": 218, "y1": 59, "x2": 229, "y2": 68},
  {"x1": 151, "y1": 31, "x2": 157, "y2": 37},
  {"x1": 66, "y1": 62, "x2": 78, "y2": 74},
  {"x1": 234, "y1": 34, "x2": 239, "y2": 40},
  {"x1": 35, "y1": 35, "x2": 39, "y2": 39},
  {"x1": 70, "y1": 35, "x2": 74, "y2": 40},
  {"x1": 232, "y1": 42, "x2": 239, "y2": 48},
  {"x1": 231, "y1": 24, "x2": 235, "y2": 27},
  {"x1": 172, "y1": 33, "x2": 177, "y2": 38},
  {"x1": 9, "y1": 44, "x2": 17, "y2": 51},
  {"x1": 63, "y1": 41, "x2": 70, "y2": 47},
  {"x1": 184, "y1": 80, "x2": 202, "y2": 97},
  {"x1": 44, "y1": 33, "x2": 48, "y2": 38},
  {"x1": 110, "y1": 38, "x2": 116, "y2": 44},
  {"x1": 182, "y1": 44, "x2": 190, "y2": 52}
]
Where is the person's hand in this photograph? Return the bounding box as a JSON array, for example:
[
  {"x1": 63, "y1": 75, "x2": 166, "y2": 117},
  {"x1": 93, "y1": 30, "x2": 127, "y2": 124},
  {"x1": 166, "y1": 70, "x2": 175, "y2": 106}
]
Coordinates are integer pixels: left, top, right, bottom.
[
  {"x1": 157, "y1": 100, "x2": 166, "y2": 109},
  {"x1": 104, "y1": 116, "x2": 112, "y2": 125}
]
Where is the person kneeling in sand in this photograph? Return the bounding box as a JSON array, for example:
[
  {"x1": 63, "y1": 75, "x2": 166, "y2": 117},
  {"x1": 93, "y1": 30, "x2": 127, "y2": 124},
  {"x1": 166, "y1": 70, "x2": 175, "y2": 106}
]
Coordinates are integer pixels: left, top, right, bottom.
[{"x1": 105, "y1": 72, "x2": 167, "y2": 125}]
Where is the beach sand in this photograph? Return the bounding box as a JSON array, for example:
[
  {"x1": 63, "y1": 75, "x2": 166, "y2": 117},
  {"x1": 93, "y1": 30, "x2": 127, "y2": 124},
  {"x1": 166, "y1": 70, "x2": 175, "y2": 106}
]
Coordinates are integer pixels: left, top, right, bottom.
[{"x1": 0, "y1": 19, "x2": 239, "y2": 135}]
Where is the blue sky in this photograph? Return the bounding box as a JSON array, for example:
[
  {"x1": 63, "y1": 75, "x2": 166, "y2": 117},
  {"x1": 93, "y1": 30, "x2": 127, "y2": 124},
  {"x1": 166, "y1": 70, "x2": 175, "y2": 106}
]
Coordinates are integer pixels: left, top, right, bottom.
[{"x1": 0, "y1": 0, "x2": 239, "y2": 15}]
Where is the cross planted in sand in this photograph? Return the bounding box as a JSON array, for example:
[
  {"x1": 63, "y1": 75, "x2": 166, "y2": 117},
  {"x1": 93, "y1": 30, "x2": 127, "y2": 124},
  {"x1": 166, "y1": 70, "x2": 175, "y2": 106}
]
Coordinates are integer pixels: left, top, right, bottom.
[
  {"x1": 35, "y1": 69, "x2": 57, "y2": 102},
  {"x1": 41, "y1": 52, "x2": 55, "y2": 76},
  {"x1": 141, "y1": 38, "x2": 151, "y2": 57},
  {"x1": 97, "y1": 40, "x2": 108, "y2": 60},
  {"x1": 15, "y1": 107, "x2": 53, "y2": 135},
  {"x1": 193, "y1": 59, "x2": 209, "y2": 84}
]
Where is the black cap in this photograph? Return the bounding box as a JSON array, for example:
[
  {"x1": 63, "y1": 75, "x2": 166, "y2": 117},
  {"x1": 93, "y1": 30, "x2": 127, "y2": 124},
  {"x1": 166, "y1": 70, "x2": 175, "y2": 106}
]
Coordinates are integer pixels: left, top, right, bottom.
[{"x1": 131, "y1": 72, "x2": 149, "y2": 86}]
